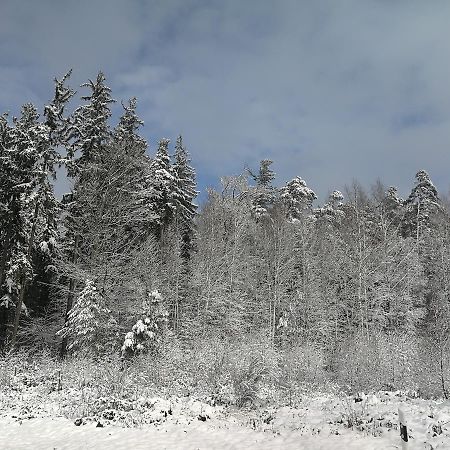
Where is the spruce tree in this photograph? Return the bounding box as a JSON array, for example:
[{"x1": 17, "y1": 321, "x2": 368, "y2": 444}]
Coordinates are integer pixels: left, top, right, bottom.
[
  {"x1": 60, "y1": 72, "x2": 115, "y2": 356},
  {"x1": 149, "y1": 138, "x2": 176, "y2": 232},
  {"x1": 172, "y1": 135, "x2": 197, "y2": 258},
  {"x1": 1, "y1": 104, "x2": 58, "y2": 349},
  {"x1": 57, "y1": 279, "x2": 116, "y2": 355},
  {"x1": 247, "y1": 159, "x2": 276, "y2": 219}
]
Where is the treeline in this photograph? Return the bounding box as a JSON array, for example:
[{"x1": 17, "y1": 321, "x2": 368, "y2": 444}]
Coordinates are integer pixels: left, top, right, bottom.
[
  {"x1": 0, "y1": 71, "x2": 196, "y2": 354},
  {"x1": 1, "y1": 71, "x2": 450, "y2": 395}
]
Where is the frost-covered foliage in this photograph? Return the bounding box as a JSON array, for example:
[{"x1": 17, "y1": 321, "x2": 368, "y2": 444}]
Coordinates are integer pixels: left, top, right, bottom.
[
  {"x1": 122, "y1": 290, "x2": 169, "y2": 357},
  {"x1": 248, "y1": 159, "x2": 276, "y2": 219},
  {"x1": 148, "y1": 139, "x2": 177, "y2": 227},
  {"x1": 113, "y1": 97, "x2": 146, "y2": 154},
  {"x1": 6, "y1": 70, "x2": 450, "y2": 420},
  {"x1": 314, "y1": 190, "x2": 344, "y2": 222},
  {"x1": 280, "y1": 176, "x2": 317, "y2": 219},
  {"x1": 172, "y1": 135, "x2": 198, "y2": 255},
  {"x1": 404, "y1": 169, "x2": 441, "y2": 238},
  {"x1": 0, "y1": 97, "x2": 63, "y2": 348},
  {"x1": 57, "y1": 279, "x2": 116, "y2": 354},
  {"x1": 66, "y1": 72, "x2": 115, "y2": 174}
]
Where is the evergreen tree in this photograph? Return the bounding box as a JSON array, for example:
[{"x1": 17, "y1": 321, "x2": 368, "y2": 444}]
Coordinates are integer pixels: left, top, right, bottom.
[
  {"x1": 314, "y1": 190, "x2": 344, "y2": 224},
  {"x1": 0, "y1": 104, "x2": 58, "y2": 349},
  {"x1": 60, "y1": 72, "x2": 115, "y2": 356},
  {"x1": 172, "y1": 135, "x2": 197, "y2": 257},
  {"x1": 121, "y1": 289, "x2": 168, "y2": 357},
  {"x1": 66, "y1": 71, "x2": 115, "y2": 174},
  {"x1": 110, "y1": 98, "x2": 156, "y2": 241},
  {"x1": 149, "y1": 138, "x2": 176, "y2": 232},
  {"x1": 57, "y1": 279, "x2": 116, "y2": 354},
  {"x1": 114, "y1": 97, "x2": 147, "y2": 156},
  {"x1": 280, "y1": 176, "x2": 317, "y2": 220},
  {"x1": 403, "y1": 170, "x2": 440, "y2": 242},
  {"x1": 247, "y1": 159, "x2": 276, "y2": 219},
  {"x1": 44, "y1": 70, "x2": 76, "y2": 147}
]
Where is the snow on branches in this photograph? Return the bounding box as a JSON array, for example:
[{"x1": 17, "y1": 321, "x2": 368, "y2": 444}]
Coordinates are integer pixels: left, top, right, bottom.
[
  {"x1": 57, "y1": 279, "x2": 116, "y2": 354},
  {"x1": 121, "y1": 289, "x2": 169, "y2": 358}
]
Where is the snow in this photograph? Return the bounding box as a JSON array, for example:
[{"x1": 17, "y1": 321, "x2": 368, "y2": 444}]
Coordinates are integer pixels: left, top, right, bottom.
[
  {"x1": 2, "y1": 389, "x2": 450, "y2": 449},
  {"x1": 0, "y1": 416, "x2": 394, "y2": 450},
  {"x1": 2, "y1": 360, "x2": 450, "y2": 449}
]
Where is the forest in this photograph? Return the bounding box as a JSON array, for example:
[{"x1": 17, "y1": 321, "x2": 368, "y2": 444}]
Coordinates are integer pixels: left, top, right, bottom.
[{"x1": 1, "y1": 70, "x2": 450, "y2": 413}]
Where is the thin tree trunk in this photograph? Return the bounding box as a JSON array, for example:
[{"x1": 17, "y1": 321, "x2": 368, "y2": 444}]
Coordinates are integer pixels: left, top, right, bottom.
[
  {"x1": 440, "y1": 342, "x2": 448, "y2": 399},
  {"x1": 9, "y1": 275, "x2": 27, "y2": 349}
]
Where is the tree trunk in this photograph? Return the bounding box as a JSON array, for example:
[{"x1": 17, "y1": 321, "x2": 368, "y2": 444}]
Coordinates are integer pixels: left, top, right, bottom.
[
  {"x1": 9, "y1": 276, "x2": 27, "y2": 349},
  {"x1": 60, "y1": 235, "x2": 79, "y2": 358},
  {"x1": 9, "y1": 202, "x2": 40, "y2": 350}
]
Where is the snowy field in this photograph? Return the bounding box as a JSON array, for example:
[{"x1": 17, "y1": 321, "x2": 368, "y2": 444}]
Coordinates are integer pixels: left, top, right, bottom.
[{"x1": 2, "y1": 388, "x2": 450, "y2": 449}]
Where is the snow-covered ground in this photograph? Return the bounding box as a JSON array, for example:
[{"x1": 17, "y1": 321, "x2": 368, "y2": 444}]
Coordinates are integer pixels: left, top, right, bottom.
[
  {"x1": 2, "y1": 387, "x2": 450, "y2": 449},
  {"x1": 0, "y1": 415, "x2": 399, "y2": 450}
]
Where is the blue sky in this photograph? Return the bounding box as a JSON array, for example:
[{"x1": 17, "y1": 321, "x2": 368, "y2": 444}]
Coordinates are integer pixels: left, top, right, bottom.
[{"x1": 1, "y1": 0, "x2": 450, "y2": 202}]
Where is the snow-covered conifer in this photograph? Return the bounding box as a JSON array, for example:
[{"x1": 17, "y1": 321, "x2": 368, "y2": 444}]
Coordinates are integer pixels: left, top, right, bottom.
[
  {"x1": 0, "y1": 103, "x2": 61, "y2": 349},
  {"x1": 66, "y1": 71, "x2": 115, "y2": 175},
  {"x1": 172, "y1": 135, "x2": 197, "y2": 256},
  {"x1": 280, "y1": 176, "x2": 317, "y2": 220},
  {"x1": 114, "y1": 97, "x2": 146, "y2": 156},
  {"x1": 314, "y1": 190, "x2": 344, "y2": 223},
  {"x1": 121, "y1": 289, "x2": 168, "y2": 357},
  {"x1": 247, "y1": 159, "x2": 276, "y2": 219},
  {"x1": 148, "y1": 139, "x2": 177, "y2": 230},
  {"x1": 403, "y1": 170, "x2": 440, "y2": 239},
  {"x1": 57, "y1": 279, "x2": 116, "y2": 354}
]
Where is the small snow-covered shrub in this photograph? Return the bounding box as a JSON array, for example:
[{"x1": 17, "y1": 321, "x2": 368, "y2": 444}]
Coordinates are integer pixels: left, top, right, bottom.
[
  {"x1": 228, "y1": 333, "x2": 280, "y2": 408},
  {"x1": 339, "y1": 393, "x2": 371, "y2": 431},
  {"x1": 121, "y1": 289, "x2": 168, "y2": 358},
  {"x1": 232, "y1": 355, "x2": 269, "y2": 407}
]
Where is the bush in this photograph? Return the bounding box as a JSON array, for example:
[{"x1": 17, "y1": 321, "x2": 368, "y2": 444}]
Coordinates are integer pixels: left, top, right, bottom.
[
  {"x1": 332, "y1": 333, "x2": 384, "y2": 392},
  {"x1": 279, "y1": 342, "x2": 327, "y2": 405}
]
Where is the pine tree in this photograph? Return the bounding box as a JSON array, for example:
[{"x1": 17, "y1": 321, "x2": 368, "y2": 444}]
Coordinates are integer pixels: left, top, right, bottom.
[
  {"x1": 314, "y1": 190, "x2": 344, "y2": 224},
  {"x1": 23, "y1": 73, "x2": 74, "y2": 324},
  {"x1": 114, "y1": 97, "x2": 146, "y2": 156},
  {"x1": 110, "y1": 98, "x2": 156, "y2": 241},
  {"x1": 44, "y1": 70, "x2": 76, "y2": 147},
  {"x1": 280, "y1": 176, "x2": 317, "y2": 220}
]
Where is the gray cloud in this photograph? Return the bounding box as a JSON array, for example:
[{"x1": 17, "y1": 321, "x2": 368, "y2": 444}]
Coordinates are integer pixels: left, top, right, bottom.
[{"x1": 2, "y1": 0, "x2": 450, "y2": 201}]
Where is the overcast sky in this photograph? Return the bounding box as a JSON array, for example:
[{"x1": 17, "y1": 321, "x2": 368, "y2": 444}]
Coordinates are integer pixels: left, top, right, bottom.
[{"x1": 1, "y1": 0, "x2": 450, "y2": 202}]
